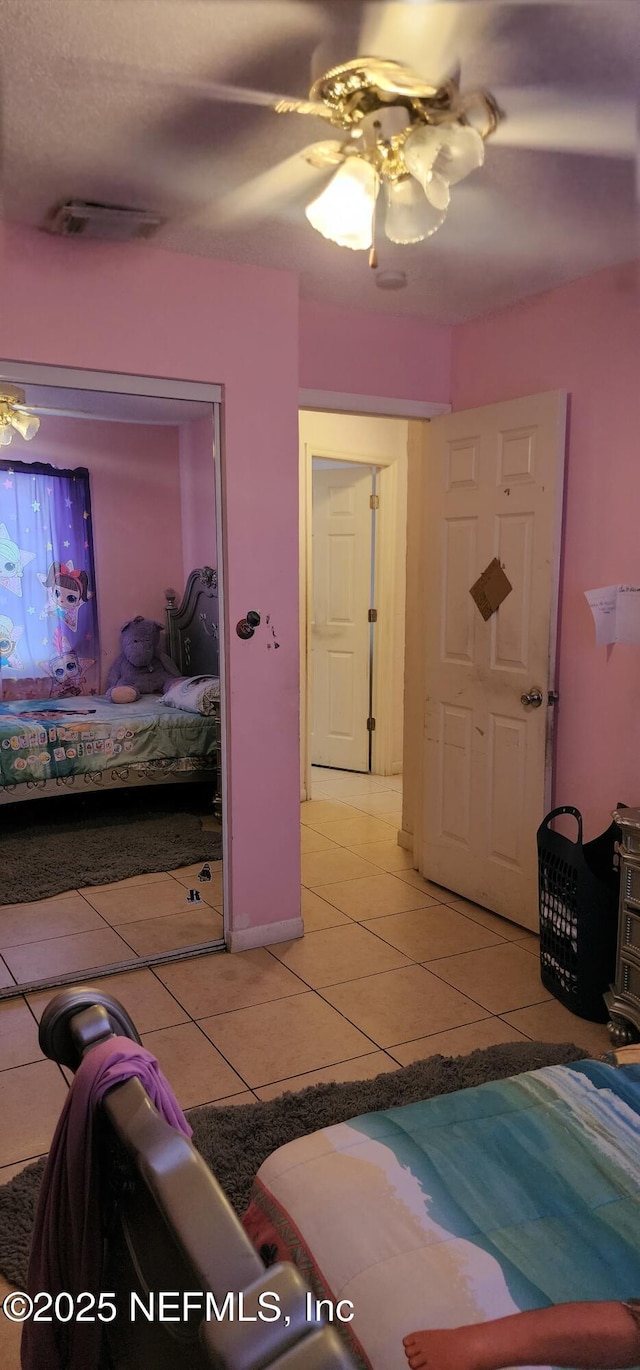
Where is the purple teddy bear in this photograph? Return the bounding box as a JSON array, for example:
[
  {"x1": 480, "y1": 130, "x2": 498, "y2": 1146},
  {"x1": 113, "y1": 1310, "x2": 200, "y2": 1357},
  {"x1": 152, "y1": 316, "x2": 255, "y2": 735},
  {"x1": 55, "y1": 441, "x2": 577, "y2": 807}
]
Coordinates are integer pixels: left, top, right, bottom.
[{"x1": 106, "y1": 616, "x2": 181, "y2": 703}]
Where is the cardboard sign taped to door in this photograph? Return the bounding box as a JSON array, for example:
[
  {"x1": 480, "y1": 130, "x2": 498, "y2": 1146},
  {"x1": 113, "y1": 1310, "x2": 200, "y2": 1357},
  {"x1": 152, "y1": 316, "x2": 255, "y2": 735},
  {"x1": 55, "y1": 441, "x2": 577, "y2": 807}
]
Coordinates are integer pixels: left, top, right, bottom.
[{"x1": 470, "y1": 558, "x2": 513, "y2": 621}]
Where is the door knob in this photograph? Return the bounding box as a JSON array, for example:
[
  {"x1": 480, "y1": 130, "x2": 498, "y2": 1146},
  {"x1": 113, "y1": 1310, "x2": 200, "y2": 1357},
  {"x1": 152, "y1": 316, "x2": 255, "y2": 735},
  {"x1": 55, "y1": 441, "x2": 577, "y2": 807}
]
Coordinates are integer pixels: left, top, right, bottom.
[{"x1": 521, "y1": 688, "x2": 543, "y2": 708}]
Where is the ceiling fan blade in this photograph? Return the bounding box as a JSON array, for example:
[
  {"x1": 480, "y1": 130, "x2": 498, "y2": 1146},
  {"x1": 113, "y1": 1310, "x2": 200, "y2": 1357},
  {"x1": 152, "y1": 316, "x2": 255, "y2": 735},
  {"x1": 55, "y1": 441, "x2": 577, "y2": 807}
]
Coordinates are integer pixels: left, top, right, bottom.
[
  {"x1": 63, "y1": 58, "x2": 331, "y2": 118},
  {"x1": 211, "y1": 142, "x2": 346, "y2": 226},
  {"x1": 492, "y1": 88, "x2": 638, "y2": 159},
  {"x1": 356, "y1": 1, "x2": 493, "y2": 87}
]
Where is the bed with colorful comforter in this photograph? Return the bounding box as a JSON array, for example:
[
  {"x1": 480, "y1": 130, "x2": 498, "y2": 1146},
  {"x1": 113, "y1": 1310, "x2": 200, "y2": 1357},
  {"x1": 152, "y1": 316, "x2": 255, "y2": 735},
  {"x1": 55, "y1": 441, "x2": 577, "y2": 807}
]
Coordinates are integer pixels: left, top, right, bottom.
[
  {"x1": 243, "y1": 1060, "x2": 640, "y2": 1370},
  {"x1": 0, "y1": 693, "x2": 219, "y2": 799}
]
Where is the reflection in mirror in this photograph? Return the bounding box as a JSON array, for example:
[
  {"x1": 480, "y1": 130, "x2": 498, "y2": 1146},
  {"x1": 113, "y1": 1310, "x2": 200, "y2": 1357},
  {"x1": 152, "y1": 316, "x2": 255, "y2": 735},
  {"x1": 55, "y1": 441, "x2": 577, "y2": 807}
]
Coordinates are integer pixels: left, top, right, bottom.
[{"x1": 0, "y1": 377, "x2": 225, "y2": 997}]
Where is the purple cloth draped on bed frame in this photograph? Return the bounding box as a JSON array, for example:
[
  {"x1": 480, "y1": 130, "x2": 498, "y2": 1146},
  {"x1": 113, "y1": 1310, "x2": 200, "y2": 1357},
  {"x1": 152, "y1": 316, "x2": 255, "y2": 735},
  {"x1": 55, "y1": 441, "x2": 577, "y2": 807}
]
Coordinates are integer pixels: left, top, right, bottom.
[{"x1": 21, "y1": 1036, "x2": 191, "y2": 1370}]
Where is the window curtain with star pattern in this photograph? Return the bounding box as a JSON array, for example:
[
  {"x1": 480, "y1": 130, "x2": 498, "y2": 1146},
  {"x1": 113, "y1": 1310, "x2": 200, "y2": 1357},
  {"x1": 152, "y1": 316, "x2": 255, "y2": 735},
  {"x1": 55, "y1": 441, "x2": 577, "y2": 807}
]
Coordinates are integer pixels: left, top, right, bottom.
[{"x1": 0, "y1": 461, "x2": 99, "y2": 701}]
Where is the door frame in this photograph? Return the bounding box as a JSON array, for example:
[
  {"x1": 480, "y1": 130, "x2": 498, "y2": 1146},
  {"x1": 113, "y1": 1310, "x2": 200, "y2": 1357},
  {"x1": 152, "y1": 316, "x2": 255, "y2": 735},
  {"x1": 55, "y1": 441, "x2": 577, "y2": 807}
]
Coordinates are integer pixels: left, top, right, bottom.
[
  {"x1": 0, "y1": 357, "x2": 231, "y2": 954},
  {"x1": 299, "y1": 392, "x2": 450, "y2": 803}
]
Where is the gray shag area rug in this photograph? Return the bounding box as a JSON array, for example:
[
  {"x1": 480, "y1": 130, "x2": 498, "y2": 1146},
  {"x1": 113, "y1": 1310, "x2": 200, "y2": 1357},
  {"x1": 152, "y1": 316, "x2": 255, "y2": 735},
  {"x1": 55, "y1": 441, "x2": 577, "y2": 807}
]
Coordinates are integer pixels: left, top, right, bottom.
[
  {"x1": 0, "y1": 1038, "x2": 588, "y2": 1289},
  {"x1": 1, "y1": 806, "x2": 221, "y2": 905}
]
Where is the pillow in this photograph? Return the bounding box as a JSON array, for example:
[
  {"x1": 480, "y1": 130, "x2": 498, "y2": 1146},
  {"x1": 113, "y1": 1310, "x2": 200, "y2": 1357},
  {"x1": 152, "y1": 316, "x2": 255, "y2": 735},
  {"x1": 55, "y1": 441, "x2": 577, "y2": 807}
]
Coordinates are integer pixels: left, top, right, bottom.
[{"x1": 161, "y1": 675, "x2": 220, "y2": 716}]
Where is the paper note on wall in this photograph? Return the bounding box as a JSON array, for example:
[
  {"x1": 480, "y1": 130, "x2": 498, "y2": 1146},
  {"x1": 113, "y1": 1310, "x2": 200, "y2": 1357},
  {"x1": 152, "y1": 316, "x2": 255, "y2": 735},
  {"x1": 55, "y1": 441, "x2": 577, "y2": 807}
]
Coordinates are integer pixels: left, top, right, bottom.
[
  {"x1": 585, "y1": 585, "x2": 640, "y2": 645},
  {"x1": 585, "y1": 586, "x2": 618, "y2": 645},
  {"x1": 616, "y1": 587, "x2": 640, "y2": 644}
]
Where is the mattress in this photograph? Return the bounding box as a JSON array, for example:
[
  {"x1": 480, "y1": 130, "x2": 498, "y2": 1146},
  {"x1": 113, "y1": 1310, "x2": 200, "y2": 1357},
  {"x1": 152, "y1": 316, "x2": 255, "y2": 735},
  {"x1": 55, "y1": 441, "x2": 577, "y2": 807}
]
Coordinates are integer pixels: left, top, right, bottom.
[
  {"x1": 0, "y1": 694, "x2": 218, "y2": 788},
  {"x1": 243, "y1": 1060, "x2": 640, "y2": 1370}
]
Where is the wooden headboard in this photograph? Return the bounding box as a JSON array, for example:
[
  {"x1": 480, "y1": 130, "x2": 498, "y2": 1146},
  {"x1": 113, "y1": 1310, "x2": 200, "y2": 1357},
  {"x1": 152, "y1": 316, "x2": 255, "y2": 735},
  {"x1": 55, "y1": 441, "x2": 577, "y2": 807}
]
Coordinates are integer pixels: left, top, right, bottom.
[{"x1": 164, "y1": 567, "x2": 219, "y2": 678}]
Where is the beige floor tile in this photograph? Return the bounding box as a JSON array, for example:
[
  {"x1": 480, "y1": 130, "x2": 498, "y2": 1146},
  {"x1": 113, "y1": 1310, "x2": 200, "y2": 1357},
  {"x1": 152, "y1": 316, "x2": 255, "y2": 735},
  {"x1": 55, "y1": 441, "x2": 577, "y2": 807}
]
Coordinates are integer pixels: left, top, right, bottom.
[
  {"x1": 500, "y1": 999, "x2": 611, "y2": 1057},
  {"x1": 0, "y1": 894, "x2": 106, "y2": 949},
  {"x1": 255, "y1": 1051, "x2": 399, "y2": 1100},
  {"x1": 0, "y1": 1059, "x2": 67, "y2": 1166},
  {"x1": 85, "y1": 872, "x2": 176, "y2": 894},
  {"x1": 0, "y1": 958, "x2": 15, "y2": 989},
  {"x1": 514, "y1": 933, "x2": 540, "y2": 956},
  {"x1": 346, "y1": 793, "x2": 407, "y2": 817},
  {"x1": 205, "y1": 1091, "x2": 258, "y2": 1107},
  {"x1": 171, "y1": 870, "x2": 224, "y2": 907},
  {"x1": 199, "y1": 992, "x2": 373, "y2": 1088},
  {"x1": 28, "y1": 967, "x2": 190, "y2": 1033},
  {"x1": 322, "y1": 965, "x2": 486, "y2": 1048},
  {"x1": 375, "y1": 810, "x2": 402, "y2": 829},
  {"x1": 430, "y1": 942, "x2": 551, "y2": 1014},
  {"x1": 142, "y1": 1021, "x2": 246, "y2": 1109},
  {"x1": 301, "y1": 849, "x2": 379, "y2": 888},
  {"x1": 84, "y1": 878, "x2": 221, "y2": 925},
  {"x1": 300, "y1": 827, "x2": 341, "y2": 855},
  {"x1": 269, "y1": 923, "x2": 412, "y2": 988},
  {"x1": 0, "y1": 1274, "x2": 21, "y2": 1370},
  {"x1": 362, "y1": 906, "x2": 505, "y2": 962},
  {"x1": 119, "y1": 906, "x2": 224, "y2": 957},
  {"x1": 444, "y1": 898, "x2": 535, "y2": 941},
  {"x1": 316, "y1": 776, "x2": 397, "y2": 798},
  {"x1": 155, "y1": 947, "x2": 306, "y2": 1019},
  {"x1": 347, "y1": 841, "x2": 413, "y2": 873},
  {"x1": 3, "y1": 926, "x2": 136, "y2": 984},
  {"x1": 386, "y1": 778, "x2": 403, "y2": 792},
  {"x1": 300, "y1": 800, "x2": 366, "y2": 829},
  {"x1": 313, "y1": 873, "x2": 438, "y2": 920},
  {"x1": 395, "y1": 870, "x2": 455, "y2": 900},
  {"x1": 390, "y1": 1017, "x2": 528, "y2": 1065},
  {"x1": 311, "y1": 816, "x2": 399, "y2": 848},
  {"x1": 0, "y1": 999, "x2": 42, "y2": 1070},
  {"x1": 301, "y1": 889, "x2": 351, "y2": 932}
]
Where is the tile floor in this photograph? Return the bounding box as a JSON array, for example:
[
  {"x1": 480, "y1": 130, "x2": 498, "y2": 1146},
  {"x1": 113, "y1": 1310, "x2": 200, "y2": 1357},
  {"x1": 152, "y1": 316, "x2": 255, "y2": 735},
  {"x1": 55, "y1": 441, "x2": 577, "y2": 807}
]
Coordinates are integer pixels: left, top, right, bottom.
[
  {"x1": 0, "y1": 767, "x2": 610, "y2": 1178},
  {"x1": 0, "y1": 766, "x2": 614, "y2": 1365}
]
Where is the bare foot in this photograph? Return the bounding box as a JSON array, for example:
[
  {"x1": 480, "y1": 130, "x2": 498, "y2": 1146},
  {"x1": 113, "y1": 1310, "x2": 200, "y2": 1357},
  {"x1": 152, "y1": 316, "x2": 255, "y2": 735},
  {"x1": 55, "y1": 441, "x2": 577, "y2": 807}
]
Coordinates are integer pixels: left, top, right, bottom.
[{"x1": 403, "y1": 1327, "x2": 478, "y2": 1370}]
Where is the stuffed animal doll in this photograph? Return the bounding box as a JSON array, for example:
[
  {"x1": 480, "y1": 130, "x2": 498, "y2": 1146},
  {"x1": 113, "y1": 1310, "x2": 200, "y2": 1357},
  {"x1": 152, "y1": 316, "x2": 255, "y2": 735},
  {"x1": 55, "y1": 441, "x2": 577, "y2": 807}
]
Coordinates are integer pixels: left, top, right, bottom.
[{"x1": 106, "y1": 617, "x2": 181, "y2": 703}]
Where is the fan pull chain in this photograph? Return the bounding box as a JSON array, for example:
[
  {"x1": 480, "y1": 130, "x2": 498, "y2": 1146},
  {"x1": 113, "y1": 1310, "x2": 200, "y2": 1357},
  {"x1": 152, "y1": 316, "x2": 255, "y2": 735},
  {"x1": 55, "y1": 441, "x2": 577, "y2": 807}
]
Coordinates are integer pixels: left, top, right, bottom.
[{"x1": 369, "y1": 185, "x2": 379, "y2": 270}]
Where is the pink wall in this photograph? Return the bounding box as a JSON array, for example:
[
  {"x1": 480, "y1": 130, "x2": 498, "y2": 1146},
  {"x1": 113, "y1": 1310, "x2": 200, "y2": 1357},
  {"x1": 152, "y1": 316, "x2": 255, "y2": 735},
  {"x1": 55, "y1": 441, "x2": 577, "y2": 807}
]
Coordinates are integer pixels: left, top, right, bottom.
[
  {"x1": 179, "y1": 414, "x2": 217, "y2": 584},
  {"x1": 451, "y1": 260, "x2": 640, "y2": 837},
  {"x1": 20, "y1": 416, "x2": 183, "y2": 687},
  {"x1": 0, "y1": 222, "x2": 300, "y2": 942},
  {"x1": 300, "y1": 298, "x2": 452, "y2": 402}
]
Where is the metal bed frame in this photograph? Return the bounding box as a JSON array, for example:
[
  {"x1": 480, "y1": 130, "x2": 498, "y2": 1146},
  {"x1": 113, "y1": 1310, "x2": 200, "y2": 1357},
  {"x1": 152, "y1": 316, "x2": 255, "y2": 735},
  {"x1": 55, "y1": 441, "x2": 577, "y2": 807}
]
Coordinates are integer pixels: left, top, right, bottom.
[{"x1": 38, "y1": 988, "x2": 356, "y2": 1370}]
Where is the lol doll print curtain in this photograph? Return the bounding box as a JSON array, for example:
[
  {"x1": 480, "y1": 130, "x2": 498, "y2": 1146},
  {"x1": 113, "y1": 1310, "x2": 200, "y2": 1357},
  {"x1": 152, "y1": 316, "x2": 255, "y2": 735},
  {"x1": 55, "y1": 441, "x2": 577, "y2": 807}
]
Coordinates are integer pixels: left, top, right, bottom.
[{"x1": 0, "y1": 461, "x2": 99, "y2": 700}]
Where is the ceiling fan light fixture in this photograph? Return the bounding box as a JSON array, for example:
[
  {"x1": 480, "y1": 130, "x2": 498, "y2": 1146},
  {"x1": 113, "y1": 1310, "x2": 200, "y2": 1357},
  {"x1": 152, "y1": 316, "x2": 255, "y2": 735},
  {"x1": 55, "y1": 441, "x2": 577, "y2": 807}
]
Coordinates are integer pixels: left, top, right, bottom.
[
  {"x1": 0, "y1": 423, "x2": 13, "y2": 447},
  {"x1": 10, "y1": 410, "x2": 40, "y2": 441},
  {"x1": 384, "y1": 176, "x2": 447, "y2": 244},
  {"x1": 404, "y1": 122, "x2": 485, "y2": 202},
  {"x1": 305, "y1": 158, "x2": 380, "y2": 250}
]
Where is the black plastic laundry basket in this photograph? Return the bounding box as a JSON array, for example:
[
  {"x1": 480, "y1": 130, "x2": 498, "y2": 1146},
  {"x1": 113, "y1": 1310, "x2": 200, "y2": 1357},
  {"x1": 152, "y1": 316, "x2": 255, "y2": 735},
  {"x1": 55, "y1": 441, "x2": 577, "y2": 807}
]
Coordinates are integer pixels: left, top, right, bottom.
[{"x1": 537, "y1": 806, "x2": 621, "y2": 1022}]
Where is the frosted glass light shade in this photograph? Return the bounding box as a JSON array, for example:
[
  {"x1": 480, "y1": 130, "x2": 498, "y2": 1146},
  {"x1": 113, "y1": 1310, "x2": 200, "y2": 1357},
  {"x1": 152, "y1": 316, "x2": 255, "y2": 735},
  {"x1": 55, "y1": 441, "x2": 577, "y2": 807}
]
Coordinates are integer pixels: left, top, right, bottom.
[
  {"x1": 404, "y1": 122, "x2": 484, "y2": 207},
  {"x1": 384, "y1": 177, "x2": 447, "y2": 243},
  {"x1": 0, "y1": 425, "x2": 12, "y2": 446},
  {"x1": 305, "y1": 158, "x2": 380, "y2": 250},
  {"x1": 10, "y1": 410, "x2": 40, "y2": 441}
]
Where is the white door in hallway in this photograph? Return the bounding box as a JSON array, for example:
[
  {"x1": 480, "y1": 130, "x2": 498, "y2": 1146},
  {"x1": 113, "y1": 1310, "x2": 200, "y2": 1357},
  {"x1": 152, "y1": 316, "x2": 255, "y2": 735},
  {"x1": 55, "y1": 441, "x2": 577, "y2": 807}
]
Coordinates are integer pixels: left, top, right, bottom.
[
  {"x1": 420, "y1": 391, "x2": 567, "y2": 930},
  {"x1": 311, "y1": 465, "x2": 373, "y2": 771}
]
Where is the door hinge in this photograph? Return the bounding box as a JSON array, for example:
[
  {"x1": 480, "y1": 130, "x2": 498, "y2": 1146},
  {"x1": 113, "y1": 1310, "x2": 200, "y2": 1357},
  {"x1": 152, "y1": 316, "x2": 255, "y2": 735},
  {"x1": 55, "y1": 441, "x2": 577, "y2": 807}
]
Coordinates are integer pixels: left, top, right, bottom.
[
  {"x1": 367, "y1": 716, "x2": 376, "y2": 731},
  {"x1": 368, "y1": 608, "x2": 378, "y2": 623},
  {"x1": 370, "y1": 493, "x2": 379, "y2": 510}
]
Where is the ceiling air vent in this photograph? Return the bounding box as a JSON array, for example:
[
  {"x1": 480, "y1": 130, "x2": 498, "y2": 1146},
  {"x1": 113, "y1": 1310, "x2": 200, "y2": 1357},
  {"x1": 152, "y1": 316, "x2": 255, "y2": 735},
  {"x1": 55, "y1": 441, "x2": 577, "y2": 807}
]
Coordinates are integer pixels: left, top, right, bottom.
[{"x1": 43, "y1": 200, "x2": 165, "y2": 242}]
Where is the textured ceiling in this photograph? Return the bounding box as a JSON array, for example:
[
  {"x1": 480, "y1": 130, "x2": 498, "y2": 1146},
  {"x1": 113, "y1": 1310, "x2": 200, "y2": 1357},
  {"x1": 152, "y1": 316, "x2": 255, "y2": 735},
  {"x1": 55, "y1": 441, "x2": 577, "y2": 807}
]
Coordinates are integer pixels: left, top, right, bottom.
[{"x1": 1, "y1": 0, "x2": 639, "y2": 322}]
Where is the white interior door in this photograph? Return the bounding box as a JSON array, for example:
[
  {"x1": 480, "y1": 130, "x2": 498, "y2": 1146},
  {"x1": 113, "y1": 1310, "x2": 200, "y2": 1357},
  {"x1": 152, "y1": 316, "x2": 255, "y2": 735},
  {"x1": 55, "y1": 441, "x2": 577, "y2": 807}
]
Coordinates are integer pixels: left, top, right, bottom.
[
  {"x1": 311, "y1": 465, "x2": 373, "y2": 771},
  {"x1": 421, "y1": 391, "x2": 567, "y2": 929}
]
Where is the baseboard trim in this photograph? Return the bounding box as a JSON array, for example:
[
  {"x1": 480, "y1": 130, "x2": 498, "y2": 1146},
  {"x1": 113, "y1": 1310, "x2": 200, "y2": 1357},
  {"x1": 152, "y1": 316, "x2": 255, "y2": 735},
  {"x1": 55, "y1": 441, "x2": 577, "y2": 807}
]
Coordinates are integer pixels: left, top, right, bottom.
[
  {"x1": 228, "y1": 917, "x2": 304, "y2": 953},
  {"x1": 397, "y1": 828, "x2": 413, "y2": 851}
]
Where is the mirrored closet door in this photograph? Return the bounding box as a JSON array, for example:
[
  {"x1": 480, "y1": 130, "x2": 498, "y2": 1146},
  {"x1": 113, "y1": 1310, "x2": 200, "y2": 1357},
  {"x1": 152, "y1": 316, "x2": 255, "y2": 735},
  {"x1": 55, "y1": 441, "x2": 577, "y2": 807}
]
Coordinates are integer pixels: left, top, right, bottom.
[{"x1": 0, "y1": 364, "x2": 227, "y2": 998}]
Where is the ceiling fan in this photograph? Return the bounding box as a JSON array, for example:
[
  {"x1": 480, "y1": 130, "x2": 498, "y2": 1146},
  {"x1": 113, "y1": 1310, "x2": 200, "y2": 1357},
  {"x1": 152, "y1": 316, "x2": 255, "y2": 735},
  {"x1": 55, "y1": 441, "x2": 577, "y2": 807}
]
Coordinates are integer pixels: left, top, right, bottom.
[{"x1": 66, "y1": 1, "x2": 639, "y2": 264}]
